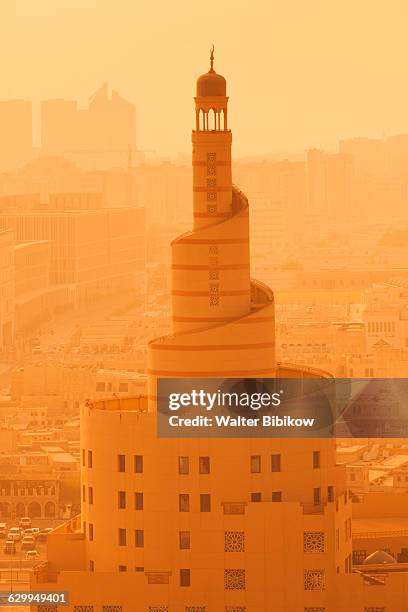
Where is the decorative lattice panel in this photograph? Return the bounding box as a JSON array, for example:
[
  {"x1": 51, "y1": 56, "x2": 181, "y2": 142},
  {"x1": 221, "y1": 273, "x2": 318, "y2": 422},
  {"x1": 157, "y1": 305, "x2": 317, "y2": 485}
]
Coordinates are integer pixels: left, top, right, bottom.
[
  {"x1": 147, "y1": 573, "x2": 170, "y2": 584},
  {"x1": 224, "y1": 569, "x2": 246, "y2": 590},
  {"x1": 225, "y1": 607, "x2": 246, "y2": 612},
  {"x1": 37, "y1": 608, "x2": 58, "y2": 612},
  {"x1": 225, "y1": 531, "x2": 245, "y2": 552},
  {"x1": 102, "y1": 607, "x2": 123, "y2": 612},
  {"x1": 148, "y1": 608, "x2": 169, "y2": 612},
  {"x1": 303, "y1": 531, "x2": 325, "y2": 553},
  {"x1": 304, "y1": 569, "x2": 325, "y2": 591},
  {"x1": 73, "y1": 608, "x2": 94, "y2": 612},
  {"x1": 185, "y1": 607, "x2": 206, "y2": 612},
  {"x1": 364, "y1": 609, "x2": 385, "y2": 612},
  {"x1": 304, "y1": 608, "x2": 326, "y2": 612},
  {"x1": 222, "y1": 502, "x2": 246, "y2": 515}
]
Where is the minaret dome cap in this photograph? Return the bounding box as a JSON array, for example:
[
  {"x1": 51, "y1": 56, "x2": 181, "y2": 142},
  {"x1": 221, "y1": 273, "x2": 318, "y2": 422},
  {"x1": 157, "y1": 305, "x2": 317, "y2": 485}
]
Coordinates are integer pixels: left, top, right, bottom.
[{"x1": 196, "y1": 46, "x2": 226, "y2": 97}]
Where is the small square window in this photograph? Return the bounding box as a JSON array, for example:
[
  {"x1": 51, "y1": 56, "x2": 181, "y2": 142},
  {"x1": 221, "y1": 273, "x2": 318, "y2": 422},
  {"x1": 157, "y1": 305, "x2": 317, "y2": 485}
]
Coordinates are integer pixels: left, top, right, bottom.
[
  {"x1": 200, "y1": 494, "x2": 211, "y2": 512},
  {"x1": 199, "y1": 456, "x2": 210, "y2": 474},
  {"x1": 135, "y1": 492, "x2": 143, "y2": 510},
  {"x1": 180, "y1": 568, "x2": 191, "y2": 587},
  {"x1": 118, "y1": 454, "x2": 126, "y2": 472},
  {"x1": 118, "y1": 565, "x2": 127, "y2": 572},
  {"x1": 251, "y1": 492, "x2": 262, "y2": 502},
  {"x1": 179, "y1": 494, "x2": 190, "y2": 512},
  {"x1": 118, "y1": 528, "x2": 126, "y2": 546},
  {"x1": 250, "y1": 455, "x2": 261, "y2": 473},
  {"x1": 135, "y1": 529, "x2": 144, "y2": 548},
  {"x1": 271, "y1": 454, "x2": 281, "y2": 472},
  {"x1": 328, "y1": 485, "x2": 334, "y2": 502},
  {"x1": 179, "y1": 531, "x2": 190, "y2": 549},
  {"x1": 178, "y1": 456, "x2": 189, "y2": 475},
  {"x1": 118, "y1": 491, "x2": 126, "y2": 509},
  {"x1": 134, "y1": 455, "x2": 143, "y2": 473},
  {"x1": 272, "y1": 491, "x2": 282, "y2": 502}
]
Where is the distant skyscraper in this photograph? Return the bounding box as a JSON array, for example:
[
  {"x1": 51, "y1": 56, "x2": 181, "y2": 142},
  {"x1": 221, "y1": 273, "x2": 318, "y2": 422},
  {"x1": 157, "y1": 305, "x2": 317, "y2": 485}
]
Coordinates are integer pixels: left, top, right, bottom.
[
  {"x1": 41, "y1": 84, "x2": 136, "y2": 169},
  {"x1": 0, "y1": 100, "x2": 32, "y2": 171}
]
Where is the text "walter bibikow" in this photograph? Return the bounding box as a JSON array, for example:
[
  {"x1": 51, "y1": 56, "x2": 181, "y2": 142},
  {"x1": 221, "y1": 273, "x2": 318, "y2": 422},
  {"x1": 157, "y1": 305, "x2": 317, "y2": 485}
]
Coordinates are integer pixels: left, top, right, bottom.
[{"x1": 166, "y1": 390, "x2": 316, "y2": 429}]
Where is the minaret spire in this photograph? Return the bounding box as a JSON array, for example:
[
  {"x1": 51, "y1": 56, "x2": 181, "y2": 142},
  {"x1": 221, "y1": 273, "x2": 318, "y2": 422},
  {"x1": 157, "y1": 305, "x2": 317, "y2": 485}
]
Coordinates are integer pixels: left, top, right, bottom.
[{"x1": 210, "y1": 44, "x2": 214, "y2": 72}]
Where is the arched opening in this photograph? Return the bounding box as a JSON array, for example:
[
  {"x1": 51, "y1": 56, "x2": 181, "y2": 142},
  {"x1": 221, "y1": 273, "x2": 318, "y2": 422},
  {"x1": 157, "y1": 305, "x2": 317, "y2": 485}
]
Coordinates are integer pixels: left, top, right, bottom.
[
  {"x1": 27, "y1": 501, "x2": 41, "y2": 518},
  {"x1": 44, "y1": 501, "x2": 56, "y2": 518},
  {"x1": 199, "y1": 109, "x2": 205, "y2": 131},
  {"x1": 15, "y1": 502, "x2": 25, "y2": 517},
  {"x1": 208, "y1": 108, "x2": 216, "y2": 131},
  {"x1": 220, "y1": 109, "x2": 226, "y2": 130}
]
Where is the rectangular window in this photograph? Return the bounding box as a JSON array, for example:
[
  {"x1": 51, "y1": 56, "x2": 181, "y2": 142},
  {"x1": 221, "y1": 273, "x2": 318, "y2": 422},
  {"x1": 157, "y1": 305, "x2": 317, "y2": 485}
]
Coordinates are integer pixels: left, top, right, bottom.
[
  {"x1": 178, "y1": 456, "x2": 189, "y2": 475},
  {"x1": 135, "y1": 492, "x2": 143, "y2": 510},
  {"x1": 179, "y1": 494, "x2": 190, "y2": 512},
  {"x1": 251, "y1": 492, "x2": 262, "y2": 502},
  {"x1": 118, "y1": 454, "x2": 126, "y2": 472},
  {"x1": 179, "y1": 531, "x2": 190, "y2": 549},
  {"x1": 89, "y1": 523, "x2": 94, "y2": 541},
  {"x1": 200, "y1": 493, "x2": 211, "y2": 512},
  {"x1": 118, "y1": 491, "x2": 126, "y2": 509},
  {"x1": 118, "y1": 565, "x2": 127, "y2": 572},
  {"x1": 135, "y1": 529, "x2": 144, "y2": 548},
  {"x1": 313, "y1": 451, "x2": 321, "y2": 469},
  {"x1": 118, "y1": 528, "x2": 126, "y2": 546},
  {"x1": 313, "y1": 487, "x2": 321, "y2": 505},
  {"x1": 82, "y1": 448, "x2": 85, "y2": 466},
  {"x1": 180, "y1": 568, "x2": 191, "y2": 587},
  {"x1": 199, "y1": 456, "x2": 210, "y2": 474},
  {"x1": 89, "y1": 560, "x2": 94, "y2": 572},
  {"x1": 328, "y1": 485, "x2": 334, "y2": 502},
  {"x1": 271, "y1": 454, "x2": 281, "y2": 472},
  {"x1": 272, "y1": 491, "x2": 282, "y2": 502},
  {"x1": 135, "y1": 566, "x2": 144, "y2": 572},
  {"x1": 134, "y1": 455, "x2": 143, "y2": 473},
  {"x1": 88, "y1": 450, "x2": 93, "y2": 468},
  {"x1": 82, "y1": 485, "x2": 85, "y2": 503},
  {"x1": 250, "y1": 455, "x2": 261, "y2": 473},
  {"x1": 88, "y1": 486, "x2": 93, "y2": 504}
]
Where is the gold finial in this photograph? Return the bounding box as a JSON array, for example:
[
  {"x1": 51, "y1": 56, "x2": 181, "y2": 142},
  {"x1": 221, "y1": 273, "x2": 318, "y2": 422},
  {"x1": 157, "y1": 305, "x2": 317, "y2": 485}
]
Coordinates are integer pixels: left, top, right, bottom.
[{"x1": 210, "y1": 45, "x2": 214, "y2": 71}]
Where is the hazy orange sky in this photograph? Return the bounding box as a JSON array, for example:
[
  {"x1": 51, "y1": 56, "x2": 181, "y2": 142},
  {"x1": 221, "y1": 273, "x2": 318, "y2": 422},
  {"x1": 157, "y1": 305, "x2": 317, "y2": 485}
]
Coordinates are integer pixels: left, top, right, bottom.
[{"x1": 2, "y1": 0, "x2": 408, "y2": 157}]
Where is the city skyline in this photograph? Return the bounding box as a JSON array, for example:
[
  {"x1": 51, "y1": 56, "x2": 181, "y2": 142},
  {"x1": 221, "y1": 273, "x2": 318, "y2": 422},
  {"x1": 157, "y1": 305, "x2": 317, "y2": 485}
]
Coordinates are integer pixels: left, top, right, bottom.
[{"x1": 2, "y1": 0, "x2": 408, "y2": 156}]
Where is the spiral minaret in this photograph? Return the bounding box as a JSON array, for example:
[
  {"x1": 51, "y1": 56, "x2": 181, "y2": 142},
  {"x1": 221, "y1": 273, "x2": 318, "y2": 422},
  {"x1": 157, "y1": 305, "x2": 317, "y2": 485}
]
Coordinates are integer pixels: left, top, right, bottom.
[{"x1": 148, "y1": 49, "x2": 275, "y2": 396}]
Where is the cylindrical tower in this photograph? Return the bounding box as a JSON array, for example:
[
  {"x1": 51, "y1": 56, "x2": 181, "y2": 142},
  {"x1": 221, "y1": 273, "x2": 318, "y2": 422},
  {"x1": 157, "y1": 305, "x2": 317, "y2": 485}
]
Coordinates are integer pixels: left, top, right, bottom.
[
  {"x1": 148, "y1": 50, "x2": 275, "y2": 395},
  {"x1": 192, "y1": 47, "x2": 232, "y2": 229}
]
